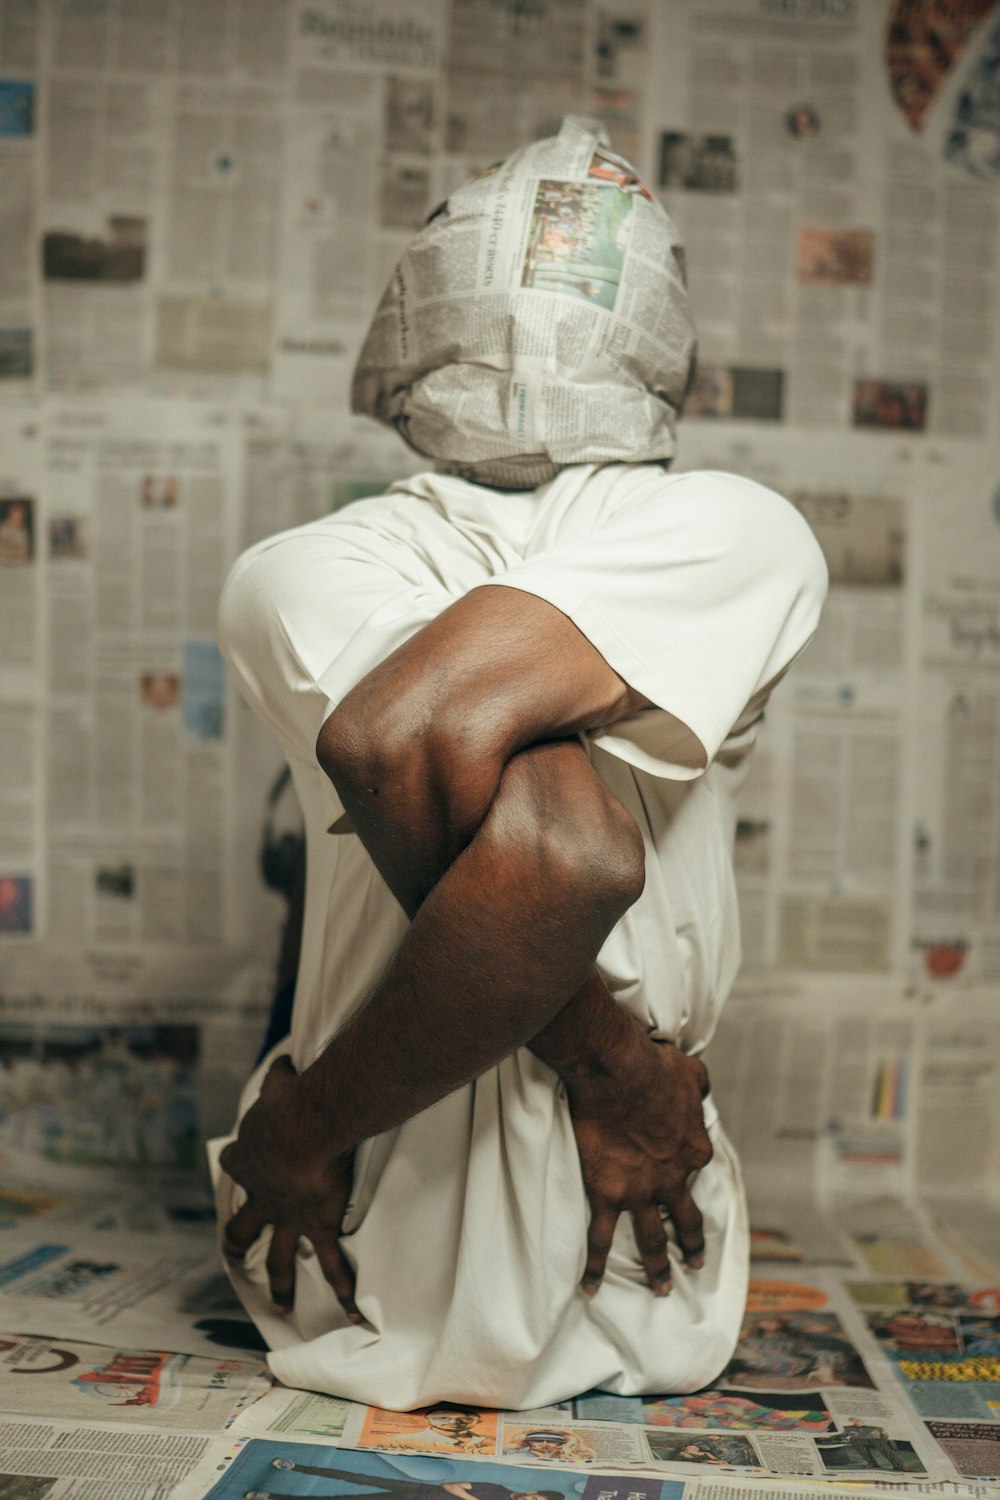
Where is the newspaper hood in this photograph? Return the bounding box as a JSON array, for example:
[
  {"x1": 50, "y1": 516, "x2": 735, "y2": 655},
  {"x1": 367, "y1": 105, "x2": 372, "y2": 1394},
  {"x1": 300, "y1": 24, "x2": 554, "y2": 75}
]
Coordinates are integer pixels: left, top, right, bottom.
[{"x1": 352, "y1": 116, "x2": 696, "y2": 490}]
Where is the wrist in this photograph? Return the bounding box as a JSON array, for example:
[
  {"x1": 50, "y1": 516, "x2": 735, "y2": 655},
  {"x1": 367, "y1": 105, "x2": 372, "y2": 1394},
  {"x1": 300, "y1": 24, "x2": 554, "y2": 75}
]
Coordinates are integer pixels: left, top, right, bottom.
[
  {"x1": 528, "y1": 972, "x2": 653, "y2": 1096},
  {"x1": 297, "y1": 1050, "x2": 354, "y2": 1160}
]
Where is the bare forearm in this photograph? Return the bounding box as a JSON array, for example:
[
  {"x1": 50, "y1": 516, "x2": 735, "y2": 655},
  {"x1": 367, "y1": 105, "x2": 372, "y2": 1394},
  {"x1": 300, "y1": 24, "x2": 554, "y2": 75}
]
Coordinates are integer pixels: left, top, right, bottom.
[
  {"x1": 223, "y1": 587, "x2": 708, "y2": 1308},
  {"x1": 300, "y1": 740, "x2": 645, "y2": 1155},
  {"x1": 300, "y1": 963, "x2": 656, "y2": 1162}
]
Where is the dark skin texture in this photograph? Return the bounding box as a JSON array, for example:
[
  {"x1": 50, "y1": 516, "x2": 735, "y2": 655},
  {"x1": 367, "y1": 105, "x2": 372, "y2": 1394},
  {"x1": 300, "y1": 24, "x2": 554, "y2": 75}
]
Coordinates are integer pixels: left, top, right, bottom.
[{"x1": 220, "y1": 587, "x2": 713, "y2": 1319}]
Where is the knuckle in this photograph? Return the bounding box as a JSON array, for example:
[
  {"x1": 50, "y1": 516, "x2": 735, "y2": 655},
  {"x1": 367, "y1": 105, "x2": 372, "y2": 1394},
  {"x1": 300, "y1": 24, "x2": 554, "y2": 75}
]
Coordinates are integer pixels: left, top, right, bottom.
[{"x1": 690, "y1": 1138, "x2": 713, "y2": 1170}]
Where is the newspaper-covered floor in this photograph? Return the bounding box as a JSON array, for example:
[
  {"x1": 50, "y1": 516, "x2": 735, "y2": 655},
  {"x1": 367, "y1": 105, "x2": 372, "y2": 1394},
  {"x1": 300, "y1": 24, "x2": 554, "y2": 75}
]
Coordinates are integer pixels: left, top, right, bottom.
[
  {"x1": 0, "y1": 981, "x2": 998, "y2": 1497},
  {"x1": 0, "y1": 1160, "x2": 996, "y2": 1500}
]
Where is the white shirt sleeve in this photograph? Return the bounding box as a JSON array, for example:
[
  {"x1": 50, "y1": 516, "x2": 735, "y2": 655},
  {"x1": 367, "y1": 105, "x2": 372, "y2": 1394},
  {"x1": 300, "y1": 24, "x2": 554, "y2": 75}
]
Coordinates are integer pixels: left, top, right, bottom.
[{"x1": 575, "y1": 470, "x2": 830, "y2": 780}]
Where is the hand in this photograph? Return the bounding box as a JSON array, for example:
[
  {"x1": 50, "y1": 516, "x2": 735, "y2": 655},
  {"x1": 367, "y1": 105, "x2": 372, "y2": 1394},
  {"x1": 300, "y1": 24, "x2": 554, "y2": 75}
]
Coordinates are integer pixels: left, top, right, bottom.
[
  {"x1": 565, "y1": 1037, "x2": 712, "y2": 1298},
  {"x1": 218, "y1": 1054, "x2": 360, "y2": 1321}
]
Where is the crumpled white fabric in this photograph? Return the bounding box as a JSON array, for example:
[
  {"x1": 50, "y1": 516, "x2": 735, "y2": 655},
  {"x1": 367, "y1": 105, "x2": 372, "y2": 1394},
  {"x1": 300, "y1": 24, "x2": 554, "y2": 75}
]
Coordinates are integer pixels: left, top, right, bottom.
[{"x1": 210, "y1": 462, "x2": 828, "y2": 1411}]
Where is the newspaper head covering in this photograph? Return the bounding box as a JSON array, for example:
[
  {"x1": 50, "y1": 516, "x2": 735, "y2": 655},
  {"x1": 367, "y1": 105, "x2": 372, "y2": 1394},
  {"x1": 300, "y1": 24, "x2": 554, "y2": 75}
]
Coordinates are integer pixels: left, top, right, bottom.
[{"x1": 351, "y1": 116, "x2": 696, "y2": 489}]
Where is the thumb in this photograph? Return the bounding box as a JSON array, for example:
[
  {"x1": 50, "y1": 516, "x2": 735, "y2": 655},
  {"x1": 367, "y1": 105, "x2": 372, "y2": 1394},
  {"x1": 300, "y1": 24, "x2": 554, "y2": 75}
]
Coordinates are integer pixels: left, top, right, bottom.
[{"x1": 263, "y1": 1053, "x2": 298, "y2": 1088}]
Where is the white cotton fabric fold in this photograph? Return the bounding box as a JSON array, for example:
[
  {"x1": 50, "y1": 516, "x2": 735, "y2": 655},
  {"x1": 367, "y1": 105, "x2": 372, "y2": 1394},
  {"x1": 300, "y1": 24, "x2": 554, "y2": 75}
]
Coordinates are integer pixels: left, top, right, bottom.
[{"x1": 211, "y1": 463, "x2": 828, "y2": 1410}]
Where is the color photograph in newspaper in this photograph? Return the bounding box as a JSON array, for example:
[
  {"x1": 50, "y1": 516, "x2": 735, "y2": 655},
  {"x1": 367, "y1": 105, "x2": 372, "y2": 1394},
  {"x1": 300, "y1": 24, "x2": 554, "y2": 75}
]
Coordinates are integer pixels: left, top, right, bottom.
[
  {"x1": 356, "y1": 1405, "x2": 498, "y2": 1456},
  {"x1": 618, "y1": 1291, "x2": 933, "y2": 1482},
  {"x1": 0, "y1": 1332, "x2": 267, "y2": 1431},
  {"x1": 848, "y1": 1278, "x2": 1000, "y2": 1479},
  {"x1": 499, "y1": 1423, "x2": 647, "y2": 1467},
  {"x1": 520, "y1": 174, "x2": 632, "y2": 311},
  {"x1": 202, "y1": 1442, "x2": 687, "y2": 1500}
]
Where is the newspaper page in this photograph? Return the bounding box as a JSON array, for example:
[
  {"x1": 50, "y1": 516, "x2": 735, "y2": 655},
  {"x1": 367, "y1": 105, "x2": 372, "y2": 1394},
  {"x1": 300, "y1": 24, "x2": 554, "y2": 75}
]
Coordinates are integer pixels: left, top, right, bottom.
[
  {"x1": 655, "y1": 0, "x2": 1000, "y2": 442},
  {"x1": 0, "y1": 397, "x2": 278, "y2": 1158},
  {"x1": 0, "y1": 36, "x2": 37, "y2": 398},
  {"x1": 270, "y1": 0, "x2": 448, "y2": 408},
  {"x1": 0, "y1": 1413, "x2": 231, "y2": 1498},
  {"x1": 0, "y1": 1331, "x2": 267, "y2": 1432},
  {"x1": 34, "y1": 397, "x2": 237, "y2": 953},
  {"x1": 707, "y1": 977, "x2": 1000, "y2": 1230},
  {"x1": 673, "y1": 426, "x2": 917, "y2": 977},
  {"x1": 153, "y1": 71, "x2": 283, "y2": 394},
  {"x1": 39, "y1": 0, "x2": 293, "y2": 394},
  {"x1": 197, "y1": 1435, "x2": 962, "y2": 1500},
  {"x1": 0, "y1": 1222, "x2": 271, "y2": 1358},
  {"x1": 910, "y1": 440, "x2": 1000, "y2": 985},
  {"x1": 351, "y1": 114, "x2": 696, "y2": 488},
  {"x1": 445, "y1": 0, "x2": 588, "y2": 161},
  {"x1": 41, "y1": 64, "x2": 166, "y2": 389},
  {"x1": 0, "y1": 405, "x2": 43, "y2": 958},
  {"x1": 226, "y1": 1263, "x2": 1000, "y2": 1487}
]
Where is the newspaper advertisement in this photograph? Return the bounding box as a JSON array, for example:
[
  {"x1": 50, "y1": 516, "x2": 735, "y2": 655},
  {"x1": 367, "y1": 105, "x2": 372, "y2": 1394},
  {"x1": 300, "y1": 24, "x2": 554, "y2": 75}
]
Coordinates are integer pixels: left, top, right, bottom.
[{"x1": 0, "y1": 1331, "x2": 267, "y2": 1432}]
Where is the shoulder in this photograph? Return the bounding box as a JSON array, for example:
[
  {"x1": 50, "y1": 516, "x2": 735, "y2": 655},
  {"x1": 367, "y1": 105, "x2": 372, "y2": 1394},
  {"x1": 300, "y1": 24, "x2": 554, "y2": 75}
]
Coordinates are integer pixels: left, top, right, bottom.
[
  {"x1": 617, "y1": 465, "x2": 829, "y2": 604},
  {"x1": 666, "y1": 467, "x2": 822, "y2": 543}
]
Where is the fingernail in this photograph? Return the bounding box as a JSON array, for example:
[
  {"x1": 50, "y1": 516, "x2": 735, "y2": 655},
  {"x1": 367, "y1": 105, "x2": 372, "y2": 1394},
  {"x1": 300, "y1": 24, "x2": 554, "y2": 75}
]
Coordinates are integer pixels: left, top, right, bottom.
[
  {"x1": 656, "y1": 1279, "x2": 672, "y2": 1297},
  {"x1": 581, "y1": 1280, "x2": 599, "y2": 1297},
  {"x1": 348, "y1": 1311, "x2": 363, "y2": 1325},
  {"x1": 271, "y1": 1302, "x2": 291, "y2": 1315},
  {"x1": 687, "y1": 1254, "x2": 705, "y2": 1270}
]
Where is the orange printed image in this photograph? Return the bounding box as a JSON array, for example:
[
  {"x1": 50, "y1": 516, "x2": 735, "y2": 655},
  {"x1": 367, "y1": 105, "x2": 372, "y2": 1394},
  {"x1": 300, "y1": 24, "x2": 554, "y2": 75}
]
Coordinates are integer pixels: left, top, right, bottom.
[
  {"x1": 358, "y1": 1403, "x2": 497, "y2": 1455},
  {"x1": 747, "y1": 1279, "x2": 829, "y2": 1313},
  {"x1": 750, "y1": 1226, "x2": 803, "y2": 1263},
  {"x1": 140, "y1": 672, "x2": 181, "y2": 710},
  {"x1": 885, "y1": 0, "x2": 995, "y2": 131},
  {"x1": 797, "y1": 226, "x2": 874, "y2": 286}
]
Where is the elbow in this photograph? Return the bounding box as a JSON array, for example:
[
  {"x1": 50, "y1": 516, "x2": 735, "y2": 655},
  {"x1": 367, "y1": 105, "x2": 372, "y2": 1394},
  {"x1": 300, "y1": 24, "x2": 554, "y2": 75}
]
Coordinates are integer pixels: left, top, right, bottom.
[
  {"x1": 317, "y1": 686, "x2": 499, "y2": 841},
  {"x1": 317, "y1": 694, "x2": 416, "y2": 809}
]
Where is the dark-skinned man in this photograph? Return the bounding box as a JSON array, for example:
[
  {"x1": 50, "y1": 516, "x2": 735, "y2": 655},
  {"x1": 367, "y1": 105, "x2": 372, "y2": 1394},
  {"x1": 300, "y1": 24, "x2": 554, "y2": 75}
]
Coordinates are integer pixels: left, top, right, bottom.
[{"x1": 213, "y1": 118, "x2": 827, "y2": 1411}]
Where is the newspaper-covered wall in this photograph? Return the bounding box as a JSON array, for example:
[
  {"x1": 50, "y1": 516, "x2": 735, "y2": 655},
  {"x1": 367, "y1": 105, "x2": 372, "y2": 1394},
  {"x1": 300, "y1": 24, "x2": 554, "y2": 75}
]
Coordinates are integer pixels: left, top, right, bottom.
[
  {"x1": 3, "y1": 0, "x2": 994, "y2": 1136},
  {"x1": 0, "y1": 4, "x2": 998, "y2": 1495}
]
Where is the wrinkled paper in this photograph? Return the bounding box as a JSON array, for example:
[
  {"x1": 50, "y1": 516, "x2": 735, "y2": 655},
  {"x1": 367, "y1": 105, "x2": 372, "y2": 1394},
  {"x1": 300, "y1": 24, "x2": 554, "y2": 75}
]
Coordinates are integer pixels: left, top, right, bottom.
[{"x1": 352, "y1": 116, "x2": 696, "y2": 489}]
